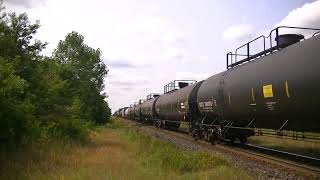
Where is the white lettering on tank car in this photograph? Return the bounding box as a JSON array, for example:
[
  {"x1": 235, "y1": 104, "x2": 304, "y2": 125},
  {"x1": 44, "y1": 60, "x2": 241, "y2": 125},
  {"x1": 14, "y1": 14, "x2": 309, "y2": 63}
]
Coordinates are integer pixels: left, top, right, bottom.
[
  {"x1": 199, "y1": 100, "x2": 214, "y2": 111},
  {"x1": 266, "y1": 101, "x2": 276, "y2": 111}
]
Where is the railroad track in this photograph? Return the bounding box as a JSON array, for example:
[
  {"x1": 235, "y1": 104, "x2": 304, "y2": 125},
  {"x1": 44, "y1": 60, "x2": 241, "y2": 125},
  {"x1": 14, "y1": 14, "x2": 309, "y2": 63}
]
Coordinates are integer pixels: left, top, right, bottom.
[
  {"x1": 178, "y1": 127, "x2": 320, "y2": 168},
  {"x1": 233, "y1": 143, "x2": 320, "y2": 168},
  {"x1": 174, "y1": 128, "x2": 320, "y2": 176},
  {"x1": 123, "y1": 119, "x2": 320, "y2": 178},
  {"x1": 178, "y1": 129, "x2": 320, "y2": 177},
  {"x1": 228, "y1": 143, "x2": 320, "y2": 177}
]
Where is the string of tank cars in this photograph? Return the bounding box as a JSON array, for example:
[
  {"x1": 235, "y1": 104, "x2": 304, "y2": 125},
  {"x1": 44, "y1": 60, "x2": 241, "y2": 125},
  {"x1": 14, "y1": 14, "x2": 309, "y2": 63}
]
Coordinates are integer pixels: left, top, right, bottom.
[{"x1": 115, "y1": 26, "x2": 320, "y2": 174}]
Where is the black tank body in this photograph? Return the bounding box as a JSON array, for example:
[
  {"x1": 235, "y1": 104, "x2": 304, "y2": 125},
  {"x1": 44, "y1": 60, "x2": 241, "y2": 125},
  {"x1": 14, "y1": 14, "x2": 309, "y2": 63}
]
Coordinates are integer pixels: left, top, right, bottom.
[
  {"x1": 140, "y1": 96, "x2": 160, "y2": 119},
  {"x1": 155, "y1": 82, "x2": 199, "y2": 122},
  {"x1": 197, "y1": 35, "x2": 320, "y2": 132}
]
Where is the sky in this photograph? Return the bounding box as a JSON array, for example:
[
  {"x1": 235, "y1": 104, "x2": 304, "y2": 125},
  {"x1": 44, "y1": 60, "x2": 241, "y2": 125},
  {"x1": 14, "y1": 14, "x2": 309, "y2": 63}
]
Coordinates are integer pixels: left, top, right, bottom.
[{"x1": 3, "y1": 0, "x2": 320, "y2": 112}]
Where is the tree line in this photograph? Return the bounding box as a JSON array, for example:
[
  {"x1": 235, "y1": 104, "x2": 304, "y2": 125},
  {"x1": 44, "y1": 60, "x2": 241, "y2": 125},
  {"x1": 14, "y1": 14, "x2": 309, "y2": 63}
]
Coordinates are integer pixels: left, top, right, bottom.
[{"x1": 0, "y1": 3, "x2": 111, "y2": 148}]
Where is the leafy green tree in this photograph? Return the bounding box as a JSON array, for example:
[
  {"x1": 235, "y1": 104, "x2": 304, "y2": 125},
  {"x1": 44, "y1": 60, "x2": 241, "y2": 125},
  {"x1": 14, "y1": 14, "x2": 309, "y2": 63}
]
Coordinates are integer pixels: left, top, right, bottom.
[
  {"x1": 0, "y1": 56, "x2": 35, "y2": 145},
  {"x1": 0, "y1": 9, "x2": 46, "y2": 81},
  {"x1": 0, "y1": 4, "x2": 42, "y2": 145},
  {"x1": 53, "y1": 32, "x2": 111, "y2": 124},
  {"x1": 0, "y1": 3, "x2": 111, "y2": 148}
]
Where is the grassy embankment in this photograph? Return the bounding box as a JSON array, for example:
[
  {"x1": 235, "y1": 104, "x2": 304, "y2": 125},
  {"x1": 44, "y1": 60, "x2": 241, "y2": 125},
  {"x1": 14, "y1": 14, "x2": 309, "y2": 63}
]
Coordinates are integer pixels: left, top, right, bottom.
[
  {"x1": 0, "y1": 117, "x2": 252, "y2": 180},
  {"x1": 180, "y1": 122, "x2": 320, "y2": 158},
  {"x1": 248, "y1": 135, "x2": 320, "y2": 158}
]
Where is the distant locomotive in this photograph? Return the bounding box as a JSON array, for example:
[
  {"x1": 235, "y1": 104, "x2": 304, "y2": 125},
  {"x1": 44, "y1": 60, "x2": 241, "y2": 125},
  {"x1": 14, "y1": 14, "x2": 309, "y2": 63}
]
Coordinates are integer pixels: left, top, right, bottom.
[{"x1": 115, "y1": 26, "x2": 320, "y2": 144}]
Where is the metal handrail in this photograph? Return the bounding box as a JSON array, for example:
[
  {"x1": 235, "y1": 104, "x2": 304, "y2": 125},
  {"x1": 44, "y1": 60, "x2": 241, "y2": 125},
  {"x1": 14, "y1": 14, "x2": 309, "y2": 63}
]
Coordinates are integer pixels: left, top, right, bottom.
[
  {"x1": 235, "y1": 35, "x2": 266, "y2": 62},
  {"x1": 226, "y1": 26, "x2": 320, "y2": 69},
  {"x1": 163, "y1": 80, "x2": 197, "y2": 94},
  {"x1": 313, "y1": 30, "x2": 320, "y2": 37},
  {"x1": 146, "y1": 93, "x2": 161, "y2": 100}
]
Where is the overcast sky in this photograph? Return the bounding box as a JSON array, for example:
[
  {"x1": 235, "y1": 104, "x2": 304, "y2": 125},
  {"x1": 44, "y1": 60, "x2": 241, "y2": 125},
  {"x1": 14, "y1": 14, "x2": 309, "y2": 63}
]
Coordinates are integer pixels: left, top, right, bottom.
[{"x1": 4, "y1": 0, "x2": 320, "y2": 112}]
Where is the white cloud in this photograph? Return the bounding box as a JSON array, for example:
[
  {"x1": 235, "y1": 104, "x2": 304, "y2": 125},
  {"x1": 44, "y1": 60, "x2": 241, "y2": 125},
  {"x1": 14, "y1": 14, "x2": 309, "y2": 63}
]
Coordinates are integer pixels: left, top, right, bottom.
[
  {"x1": 224, "y1": 1, "x2": 320, "y2": 58},
  {"x1": 3, "y1": 0, "x2": 46, "y2": 8},
  {"x1": 175, "y1": 72, "x2": 211, "y2": 82},
  {"x1": 274, "y1": 0, "x2": 320, "y2": 37},
  {"x1": 222, "y1": 23, "x2": 255, "y2": 41},
  {"x1": 107, "y1": 60, "x2": 136, "y2": 69},
  {"x1": 89, "y1": 15, "x2": 189, "y2": 68},
  {"x1": 277, "y1": 1, "x2": 320, "y2": 28},
  {"x1": 128, "y1": 16, "x2": 184, "y2": 44},
  {"x1": 121, "y1": 16, "x2": 189, "y2": 64}
]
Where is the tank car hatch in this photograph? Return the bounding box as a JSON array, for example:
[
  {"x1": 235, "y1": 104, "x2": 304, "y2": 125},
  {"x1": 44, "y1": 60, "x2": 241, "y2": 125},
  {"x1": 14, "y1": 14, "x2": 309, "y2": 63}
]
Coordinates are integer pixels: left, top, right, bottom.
[
  {"x1": 147, "y1": 93, "x2": 161, "y2": 100},
  {"x1": 275, "y1": 34, "x2": 304, "y2": 48},
  {"x1": 178, "y1": 82, "x2": 189, "y2": 88}
]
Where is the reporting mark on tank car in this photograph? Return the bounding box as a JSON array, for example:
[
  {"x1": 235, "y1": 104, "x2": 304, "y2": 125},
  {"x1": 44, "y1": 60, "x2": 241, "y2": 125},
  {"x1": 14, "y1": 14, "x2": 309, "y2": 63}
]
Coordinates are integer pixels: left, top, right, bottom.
[
  {"x1": 249, "y1": 103, "x2": 257, "y2": 112},
  {"x1": 199, "y1": 100, "x2": 214, "y2": 111}
]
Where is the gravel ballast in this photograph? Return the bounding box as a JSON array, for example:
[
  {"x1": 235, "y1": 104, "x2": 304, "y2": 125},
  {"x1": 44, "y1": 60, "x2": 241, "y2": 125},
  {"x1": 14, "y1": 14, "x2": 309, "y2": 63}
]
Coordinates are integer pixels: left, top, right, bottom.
[{"x1": 124, "y1": 120, "x2": 312, "y2": 180}]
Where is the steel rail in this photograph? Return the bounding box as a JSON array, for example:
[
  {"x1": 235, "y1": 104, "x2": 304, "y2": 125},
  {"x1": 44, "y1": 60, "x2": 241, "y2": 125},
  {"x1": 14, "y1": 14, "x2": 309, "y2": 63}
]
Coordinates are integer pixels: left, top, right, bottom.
[
  {"x1": 234, "y1": 143, "x2": 320, "y2": 167},
  {"x1": 173, "y1": 127, "x2": 320, "y2": 176},
  {"x1": 121, "y1": 118, "x2": 320, "y2": 177}
]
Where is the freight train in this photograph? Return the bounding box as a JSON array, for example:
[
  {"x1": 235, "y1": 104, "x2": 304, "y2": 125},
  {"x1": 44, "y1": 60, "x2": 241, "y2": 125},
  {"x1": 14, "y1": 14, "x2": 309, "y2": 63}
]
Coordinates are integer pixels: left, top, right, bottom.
[{"x1": 114, "y1": 26, "x2": 320, "y2": 144}]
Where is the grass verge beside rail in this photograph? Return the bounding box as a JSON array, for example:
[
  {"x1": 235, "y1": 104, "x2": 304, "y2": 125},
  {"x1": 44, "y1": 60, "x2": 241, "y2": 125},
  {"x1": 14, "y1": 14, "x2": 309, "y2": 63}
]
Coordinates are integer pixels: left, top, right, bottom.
[
  {"x1": 248, "y1": 136, "x2": 320, "y2": 158},
  {"x1": 0, "y1": 117, "x2": 252, "y2": 180}
]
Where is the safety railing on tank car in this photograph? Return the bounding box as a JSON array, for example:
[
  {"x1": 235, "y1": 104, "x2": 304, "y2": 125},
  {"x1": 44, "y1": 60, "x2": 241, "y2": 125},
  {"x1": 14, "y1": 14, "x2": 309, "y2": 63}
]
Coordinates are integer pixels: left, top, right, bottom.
[
  {"x1": 312, "y1": 30, "x2": 320, "y2": 37},
  {"x1": 226, "y1": 26, "x2": 320, "y2": 69},
  {"x1": 138, "y1": 99, "x2": 145, "y2": 104},
  {"x1": 163, "y1": 80, "x2": 197, "y2": 94}
]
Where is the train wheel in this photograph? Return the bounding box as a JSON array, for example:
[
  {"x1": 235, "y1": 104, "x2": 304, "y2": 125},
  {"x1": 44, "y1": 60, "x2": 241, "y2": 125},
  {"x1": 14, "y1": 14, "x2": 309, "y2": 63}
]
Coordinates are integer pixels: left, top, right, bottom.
[
  {"x1": 160, "y1": 121, "x2": 165, "y2": 129},
  {"x1": 208, "y1": 134, "x2": 216, "y2": 145},
  {"x1": 192, "y1": 129, "x2": 199, "y2": 140},
  {"x1": 229, "y1": 138, "x2": 235, "y2": 144},
  {"x1": 156, "y1": 121, "x2": 161, "y2": 128},
  {"x1": 175, "y1": 123, "x2": 180, "y2": 129}
]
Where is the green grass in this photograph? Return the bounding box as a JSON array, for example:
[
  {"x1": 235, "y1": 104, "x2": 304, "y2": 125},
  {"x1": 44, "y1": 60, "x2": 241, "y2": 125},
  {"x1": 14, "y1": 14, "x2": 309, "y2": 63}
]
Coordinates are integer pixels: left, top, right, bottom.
[
  {"x1": 248, "y1": 136, "x2": 320, "y2": 158},
  {"x1": 0, "y1": 118, "x2": 253, "y2": 180},
  {"x1": 179, "y1": 122, "x2": 320, "y2": 159},
  {"x1": 120, "y1": 122, "x2": 228, "y2": 175}
]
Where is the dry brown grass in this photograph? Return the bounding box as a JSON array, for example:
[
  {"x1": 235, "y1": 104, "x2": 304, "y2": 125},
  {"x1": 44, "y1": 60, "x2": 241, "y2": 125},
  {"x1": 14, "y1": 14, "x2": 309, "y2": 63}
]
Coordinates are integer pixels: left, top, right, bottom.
[{"x1": 0, "y1": 119, "x2": 252, "y2": 180}]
